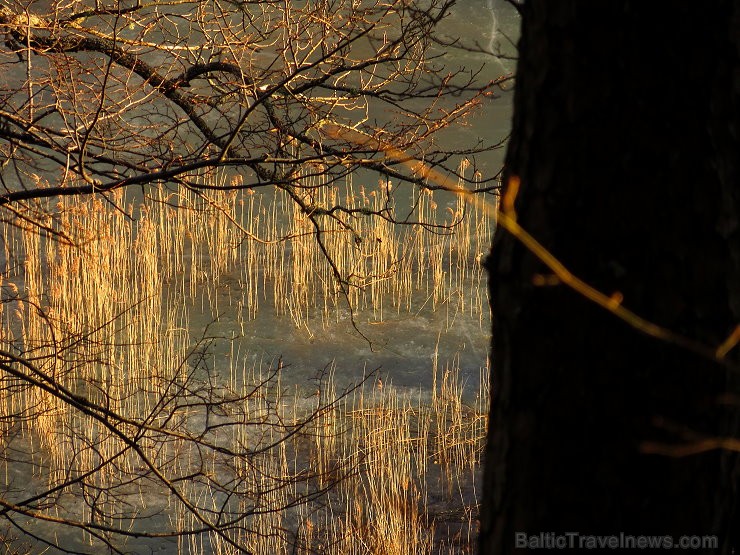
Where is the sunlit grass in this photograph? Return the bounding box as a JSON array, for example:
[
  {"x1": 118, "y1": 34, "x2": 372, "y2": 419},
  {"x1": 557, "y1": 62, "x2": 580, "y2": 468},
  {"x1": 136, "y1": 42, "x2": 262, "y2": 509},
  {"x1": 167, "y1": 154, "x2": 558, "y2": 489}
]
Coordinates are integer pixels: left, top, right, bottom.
[{"x1": 0, "y1": 163, "x2": 492, "y2": 553}]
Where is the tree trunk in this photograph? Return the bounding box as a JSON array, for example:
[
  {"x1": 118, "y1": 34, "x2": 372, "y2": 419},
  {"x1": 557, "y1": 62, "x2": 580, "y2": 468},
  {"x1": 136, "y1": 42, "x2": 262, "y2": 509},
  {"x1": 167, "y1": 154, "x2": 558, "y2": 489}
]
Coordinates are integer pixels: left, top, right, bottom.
[{"x1": 482, "y1": 2, "x2": 740, "y2": 553}]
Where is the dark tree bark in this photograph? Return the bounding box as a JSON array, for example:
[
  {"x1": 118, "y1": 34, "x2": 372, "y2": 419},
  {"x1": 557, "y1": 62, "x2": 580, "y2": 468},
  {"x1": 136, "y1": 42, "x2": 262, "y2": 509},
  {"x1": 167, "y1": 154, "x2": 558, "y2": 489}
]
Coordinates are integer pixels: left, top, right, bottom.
[{"x1": 482, "y1": 2, "x2": 740, "y2": 553}]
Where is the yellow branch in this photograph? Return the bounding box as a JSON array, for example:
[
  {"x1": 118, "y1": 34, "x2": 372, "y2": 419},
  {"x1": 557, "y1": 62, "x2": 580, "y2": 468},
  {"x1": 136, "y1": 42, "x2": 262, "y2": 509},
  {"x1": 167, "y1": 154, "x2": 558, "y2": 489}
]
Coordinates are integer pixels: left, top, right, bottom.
[{"x1": 321, "y1": 122, "x2": 739, "y2": 363}]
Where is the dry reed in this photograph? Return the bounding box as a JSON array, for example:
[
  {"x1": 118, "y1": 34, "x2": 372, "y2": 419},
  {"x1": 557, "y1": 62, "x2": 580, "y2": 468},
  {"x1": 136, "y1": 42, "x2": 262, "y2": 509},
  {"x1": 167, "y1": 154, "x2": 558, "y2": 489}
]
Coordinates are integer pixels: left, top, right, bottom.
[{"x1": 0, "y1": 162, "x2": 492, "y2": 554}]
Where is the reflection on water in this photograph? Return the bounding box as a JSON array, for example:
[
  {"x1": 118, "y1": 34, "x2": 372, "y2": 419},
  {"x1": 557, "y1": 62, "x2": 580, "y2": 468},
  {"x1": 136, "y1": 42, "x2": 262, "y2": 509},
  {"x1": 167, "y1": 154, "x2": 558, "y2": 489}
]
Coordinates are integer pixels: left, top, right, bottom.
[
  {"x1": 429, "y1": 0, "x2": 518, "y2": 180},
  {"x1": 0, "y1": 174, "x2": 493, "y2": 553},
  {"x1": 486, "y1": 0, "x2": 500, "y2": 54},
  {"x1": 0, "y1": 0, "x2": 519, "y2": 552}
]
